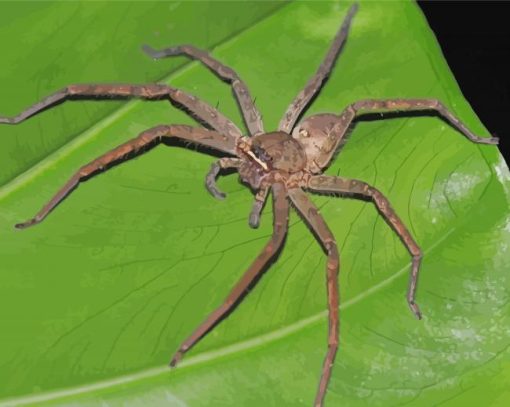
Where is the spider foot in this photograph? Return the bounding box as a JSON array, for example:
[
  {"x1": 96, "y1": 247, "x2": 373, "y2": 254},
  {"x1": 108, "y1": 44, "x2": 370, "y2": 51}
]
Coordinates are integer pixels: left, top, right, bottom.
[
  {"x1": 169, "y1": 349, "x2": 184, "y2": 368},
  {"x1": 0, "y1": 116, "x2": 16, "y2": 124},
  {"x1": 206, "y1": 185, "x2": 226, "y2": 200},
  {"x1": 142, "y1": 44, "x2": 179, "y2": 60},
  {"x1": 205, "y1": 161, "x2": 228, "y2": 200},
  {"x1": 477, "y1": 135, "x2": 499, "y2": 145},
  {"x1": 249, "y1": 209, "x2": 261, "y2": 229},
  {"x1": 408, "y1": 300, "x2": 422, "y2": 320},
  {"x1": 14, "y1": 217, "x2": 39, "y2": 229},
  {"x1": 249, "y1": 199, "x2": 264, "y2": 228}
]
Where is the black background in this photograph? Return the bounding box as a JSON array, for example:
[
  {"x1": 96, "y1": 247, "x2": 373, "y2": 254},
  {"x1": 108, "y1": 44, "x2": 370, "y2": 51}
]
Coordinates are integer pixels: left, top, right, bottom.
[{"x1": 418, "y1": 1, "x2": 510, "y2": 164}]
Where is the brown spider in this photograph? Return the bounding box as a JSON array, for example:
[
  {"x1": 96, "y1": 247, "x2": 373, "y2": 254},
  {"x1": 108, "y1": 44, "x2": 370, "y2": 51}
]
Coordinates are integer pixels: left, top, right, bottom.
[{"x1": 0, "y1": 3, "x2": 499, "y2": 406}]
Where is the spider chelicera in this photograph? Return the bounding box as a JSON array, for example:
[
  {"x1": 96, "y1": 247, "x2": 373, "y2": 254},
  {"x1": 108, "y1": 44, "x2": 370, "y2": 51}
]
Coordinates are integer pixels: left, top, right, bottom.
[{"x1": 0, "y1": 3, "x2": 499, "y2": 406}]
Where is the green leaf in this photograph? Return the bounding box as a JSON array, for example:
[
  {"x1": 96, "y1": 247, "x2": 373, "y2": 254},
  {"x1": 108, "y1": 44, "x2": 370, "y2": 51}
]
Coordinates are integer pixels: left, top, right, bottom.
[
  {"x1": 0, "y1": 1, "x2": 284, "y2": 187},
  {"x1": 1, "y1": 1, "x2": 509, "y2": 406}
]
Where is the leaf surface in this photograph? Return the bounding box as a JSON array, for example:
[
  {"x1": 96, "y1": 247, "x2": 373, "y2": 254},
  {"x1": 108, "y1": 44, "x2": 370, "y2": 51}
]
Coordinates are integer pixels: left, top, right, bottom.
[{"x1": 0, "y1": 1, "x2": 509, "y2": 406}]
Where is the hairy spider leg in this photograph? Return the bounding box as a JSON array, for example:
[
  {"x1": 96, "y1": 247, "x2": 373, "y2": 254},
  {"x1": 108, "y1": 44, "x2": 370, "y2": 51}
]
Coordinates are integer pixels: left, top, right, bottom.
[
  {"x1": 143, "y1": 44, "x2": 264, "y2": 136},
  {"x1": 0, "y1": 84, "x2": 243, "y2": 139},
  {"x1": 169, "y1": 182, "x2": 289, "y2": 366},
  {"x1": 308, "y1": 98, "x2": 499, "y2": 170},
  {"x1": 287, "y1": 188, "x2": 340, "y2": 407},
  {"x1": 205, "y1": 157, "x2": 242, "y2": 199},
  {"x1": 307, "y1": 175, "x2": 423, "y2": 319},
  {"x1": 14, "y1": 125, "x2": 237, "y2": 229},
  {"x1": 279, "y1": 3, "x2": 359, "y2": 134}
]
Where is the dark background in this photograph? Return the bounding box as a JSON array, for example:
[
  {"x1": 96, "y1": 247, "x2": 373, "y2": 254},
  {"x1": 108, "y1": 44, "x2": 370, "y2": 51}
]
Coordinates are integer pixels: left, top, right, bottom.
[{"x1": 418, "y1": 1, "x2": 510, "y2": 164}]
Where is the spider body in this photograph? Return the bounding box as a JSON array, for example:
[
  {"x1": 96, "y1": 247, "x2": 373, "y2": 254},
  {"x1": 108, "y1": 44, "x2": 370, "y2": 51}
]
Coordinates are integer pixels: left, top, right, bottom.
[
  {"x1": 252, "y1": 131, "x2": 307, "y2": 172},
  {"x1": 0, "y1": 3, "x2": 499, "y2": 406},
  {"x1": 237, "y1": 131, "x2": 308, "y2": 191},
  {"x1": 293, "y1": 113, "x2": 351, "y2": 172}
]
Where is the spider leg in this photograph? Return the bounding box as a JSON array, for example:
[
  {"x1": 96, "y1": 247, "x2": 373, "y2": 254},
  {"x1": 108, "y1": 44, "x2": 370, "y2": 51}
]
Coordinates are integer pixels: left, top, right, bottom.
[
  {"x1": 287, "y1": 188, "x2": 339, "y2": 407},
  {"x1": 15, "y1": 125, "x2": 236, "y2": 229},
  {"x1": 205, "y1": 157, "x2": 242, "y2": 199},
  {"x1": 169, "y1": 182, "x2": 289, "y2": 367},
  {"x1": 307, "y1": 98, "x2": 499, "y2": 170},
  {"x1": 307, "y1": 174, "x2": 423, "y2": 319},
  {"x1": 278, "y1": 3, "x2": 358, "y2": 133},
  {"x1": 249, "y1": 186, "x2": 270, "y2": 228},
  {"x1": 0, "y1": 84, "x2": 243, "y2": 139},
  {"x1": 143, "y1": 44, "x2": 264, "y2": 136}
]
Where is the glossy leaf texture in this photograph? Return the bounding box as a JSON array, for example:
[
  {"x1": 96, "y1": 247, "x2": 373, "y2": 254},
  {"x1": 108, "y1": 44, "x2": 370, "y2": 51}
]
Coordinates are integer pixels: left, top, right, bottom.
[{"x1": 0, "y1": 1, "x2": 509, "y2": 406}]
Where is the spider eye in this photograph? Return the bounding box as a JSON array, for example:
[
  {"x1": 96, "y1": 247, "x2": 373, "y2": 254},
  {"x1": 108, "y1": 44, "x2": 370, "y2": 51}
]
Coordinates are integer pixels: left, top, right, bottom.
[{"x1": 252, "y1": 145, "x2": 271, "y2": 162}]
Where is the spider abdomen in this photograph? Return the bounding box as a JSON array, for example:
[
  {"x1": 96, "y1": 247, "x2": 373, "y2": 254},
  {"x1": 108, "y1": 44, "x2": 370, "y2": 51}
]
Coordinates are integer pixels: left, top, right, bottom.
[{"x1": 292, "y1": 113, "x2": 350, "y2": 172}]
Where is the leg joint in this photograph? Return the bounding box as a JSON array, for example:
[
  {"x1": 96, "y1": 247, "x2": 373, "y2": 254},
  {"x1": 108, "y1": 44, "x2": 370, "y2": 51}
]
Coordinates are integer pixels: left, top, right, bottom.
[
  {"x1": 325, "y1": 239, "x2": 337, "y2": 254},
  {"x1": 349, "y1": 179, "x2": 371, "y2": 196},
  {"x1": 365, "y1": 186, "x2": 388, "y2": 207},
  {"x1": 412, "y1": 249, "x2": 423, "y2": 260},
  {"x1": 272, "y1": 221, "x2": 288, "y2": 244}
]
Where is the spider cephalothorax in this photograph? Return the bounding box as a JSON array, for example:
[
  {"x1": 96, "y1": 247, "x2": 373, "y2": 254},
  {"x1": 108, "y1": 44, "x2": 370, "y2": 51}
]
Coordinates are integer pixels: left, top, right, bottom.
[
  {"x1": 0, "y1": 3, "x2": 499, "y2": 406},
  {"x1": 236, "y1": 132, "x2": 308, "y2": 189}
]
